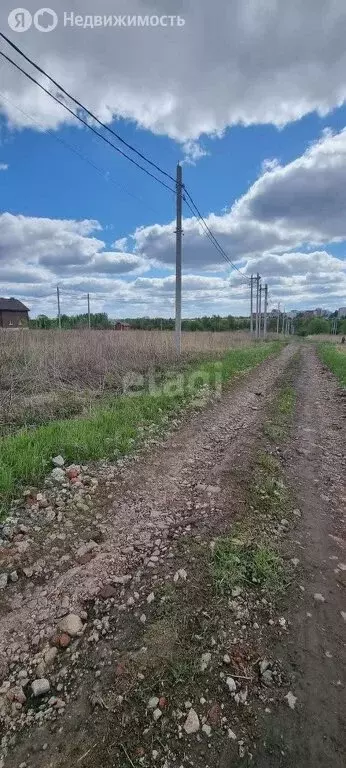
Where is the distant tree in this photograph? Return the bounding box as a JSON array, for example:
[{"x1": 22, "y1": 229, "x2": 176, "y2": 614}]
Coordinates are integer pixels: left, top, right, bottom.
[{"x1": 306, "y1": 317, "x2": 330, "y2": 335}]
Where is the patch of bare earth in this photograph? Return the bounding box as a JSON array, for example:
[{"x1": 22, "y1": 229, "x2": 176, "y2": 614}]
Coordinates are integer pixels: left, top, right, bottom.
[
  {"x1": 251, "y1": 344, "x2": 345, "y2": 767},
  {"x1": 1, "y1": 343, "x2": 344, "y2": 767}
]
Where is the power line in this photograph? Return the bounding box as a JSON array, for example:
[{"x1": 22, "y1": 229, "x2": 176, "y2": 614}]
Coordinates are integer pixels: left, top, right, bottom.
[
  {"x1": 0, "y1": 32, "x2": 175, "y2": 185},
  {"x1": 183, "y1": 193, "x2": 251, "y2": 282},
  {"x1": 183, "y1": 194, "x2": 234, "y2": 269},
  {"x1": 0, "y1": 89, "x2": 165, "y2": 218},
  {"x1": 0, "y1": 49, "x2": 176, "y2": 195}
]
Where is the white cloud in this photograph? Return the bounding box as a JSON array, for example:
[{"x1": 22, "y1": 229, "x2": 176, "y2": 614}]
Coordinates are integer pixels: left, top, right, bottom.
[
  {"x1": 182, "y1": 141, "x2": 209, "y2": 165},
  {"x1": 1, "y1": 1, "x2": 346, "y2": 140},
  {"x1": 132, "y1": 128, "x2": 346, "y2": 271},
  {"x1": 0, "y1": 163, "x2": 8, "y2": 171},
  {"x1": 235, "y1": 128, "x2": 346, "y2": 242},
  {"x1": 0, "y1": 212, "x2": 150, "y2": 307}
]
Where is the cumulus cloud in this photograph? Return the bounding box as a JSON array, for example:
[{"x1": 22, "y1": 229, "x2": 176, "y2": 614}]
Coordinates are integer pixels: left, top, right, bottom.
[
  {"x1": 235, "y1": 128, "x2": 346, "y2": 242},
  {"x1": 0, "y1": 163, "x2": 9, "y2": 171},
  {"x1": 0, "y1": 212, "x2": 150, "y2": 312},
  {"x1": 1, "y1": 1, "x2": 346, "y2": 140},
  {"x1": 182, "y1": 141, "x2": 209, "y2": 165},
  {"x1": 132, "y1": 128, "x2": 346, "y2": 271},
  {"x1": 242, "y1": 251, "x2": 346, "y2": 305}
]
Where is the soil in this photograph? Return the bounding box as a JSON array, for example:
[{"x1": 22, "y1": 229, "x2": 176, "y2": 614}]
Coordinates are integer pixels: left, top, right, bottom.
[
  {"x1": 252, "y1": 345, "x2": 346, "y2": 767},
  {"x1": 0, "y1": 343, "x2": 345, "y2": 768}
]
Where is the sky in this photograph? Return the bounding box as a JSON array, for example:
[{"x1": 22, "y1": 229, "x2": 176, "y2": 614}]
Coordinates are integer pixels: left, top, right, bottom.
[{"x1": 0, "y1": 0, "x2": 346, "y2": 319}]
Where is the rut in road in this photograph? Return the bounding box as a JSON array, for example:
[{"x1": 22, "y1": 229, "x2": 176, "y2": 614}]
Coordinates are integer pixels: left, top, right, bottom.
[
  {"x1": 0, "y1": 343, "x2": 295, "y2": 679},
  {"x1": 253, "y1": 344, "x2": 345, "y2": 768}
]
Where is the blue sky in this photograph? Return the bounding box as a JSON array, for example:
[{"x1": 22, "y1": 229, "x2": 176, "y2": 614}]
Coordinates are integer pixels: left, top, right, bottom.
[{"x1": 1, "y1": 0, "x2": 346, "y2": 318}]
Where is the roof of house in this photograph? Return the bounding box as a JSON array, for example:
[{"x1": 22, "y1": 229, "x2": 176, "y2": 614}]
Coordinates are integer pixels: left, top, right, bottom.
[{"x1": 0, "y1": 297, "x2": 29, "y2": 312}]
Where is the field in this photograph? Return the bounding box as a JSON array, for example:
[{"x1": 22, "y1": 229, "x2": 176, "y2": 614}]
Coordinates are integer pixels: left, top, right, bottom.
[
  {"x1": 0, "y1": 328, "x2": 256, "y2": 394},
  {"x1": 0, "y1": 328, "x2": 274, "y2": 433},
  {"x1": 0, "y1": 330, "x2": 282, "y2": 507}
]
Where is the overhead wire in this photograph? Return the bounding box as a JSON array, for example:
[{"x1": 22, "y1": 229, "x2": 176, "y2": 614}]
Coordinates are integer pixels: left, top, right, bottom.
[
  {"x1": 0, "y1": 49, "x2": 176, "y2": 195},
  {"x1": 183, "y1": 187, "x2": 251, "y2": 281},
  {"x1": 183, "y1": 193, "x2": 251, "y2": 283},
  {"x1": 0, "y1": 33, "x2": 258, "y2": 289},
  {"x1": 0, "y1": 31, "x2": 176, "y2": 185},
  {"x1": 0, "y1": 89, "x2": 166, "y2": 218}
]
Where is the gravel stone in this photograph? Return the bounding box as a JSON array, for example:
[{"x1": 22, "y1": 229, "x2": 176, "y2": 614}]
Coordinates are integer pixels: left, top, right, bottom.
[
  {"x1": 226, "y1": 677, "x2": 237, "y2": 693},
  {"x1": 0, "y1": 573, "x2": 8, "y2": 589},
  {"x1": 52, "y1": 455, "x2": 65, "y2": 467},
  {"x1": 58, "y1": 613, "x2": 83, "y2": 637},
  {"x1": 184, "y1": 708, "x2": 200, "y2": 734},
  {"x1": 51, "y1": 468, "x2": 66, "y2": 484},
  {"x1": 31, "y1": 678, "x2": 50, "y2": 697}
]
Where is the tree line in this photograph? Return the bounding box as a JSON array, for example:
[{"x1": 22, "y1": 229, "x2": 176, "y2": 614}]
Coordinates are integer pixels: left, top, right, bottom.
[
  {"x1": 29, "y1": 313, "x2": 251, "y2": 331},
  {"x1": 29, "y1": 311, "x2": 346, "y2": 334}
]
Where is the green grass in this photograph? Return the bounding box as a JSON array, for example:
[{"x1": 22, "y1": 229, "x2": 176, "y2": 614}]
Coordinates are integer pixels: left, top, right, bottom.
[
  {"x1": 212, "y1": 535, "x2": 285, "y2": 594},
  {"x1": 0, "y1": 341, "x2": 283, "y2": 512},
  {"x1": 318, "y1": 343, "x2": 346, "y2": 387},
  {"x1": 264, "y1": 384, "x2": 296, "y2": 440}
]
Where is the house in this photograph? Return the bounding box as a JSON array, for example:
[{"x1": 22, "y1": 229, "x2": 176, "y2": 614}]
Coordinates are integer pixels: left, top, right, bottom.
[
  {"x1": 0, "y1": 298, "x2": 29, "y2": 328},
  {"x1": 114, "y1": 321, "x2": 131, "y2": 331}
]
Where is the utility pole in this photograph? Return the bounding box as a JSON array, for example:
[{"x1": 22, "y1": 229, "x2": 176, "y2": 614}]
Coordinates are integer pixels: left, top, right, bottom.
[
  {"x1": 255, "y1": 273, "x2": 260, "y2": 339},
  {"x1": 282, "y1": 307, "x2": 285, "y2": 335},
  {"x1": 259, "y1": 282, "x2": 263, "y2": 338},
  {"x1": 87, "y1": 293, "x2": 91, "y2": 329},
  {"x1": 277, "y1": 301, "x2": 280, "y2": 335},
  {"x1": 250, "y1": 274, "x2": 254, "y2": 335},
  {"x1": 57, "y1": 285, "x2": 61, "y2": 330},
  {"x1": 175, "y1": 163, "x2": 183, "y2": 354},
  {"x1": 263, "y1": 283, "x2": 268, "y2": 339}
]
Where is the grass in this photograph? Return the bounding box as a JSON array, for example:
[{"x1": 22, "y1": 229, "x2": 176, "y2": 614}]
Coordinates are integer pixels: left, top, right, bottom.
[
  {"x1": 211, "y1": 372, "x2": 298, "y2": 599},
  {"x1": 0, "y1": 328, "x2": 264, "y2": 401},
  {"x1": 264, "y1": 384, "x2": 296, "y2": 440},
  {"x1": 318, "y1": 342, "x2": 346, "y2": 387},
  {"x1": 212, "y1": 536, "x2": 285, "y2": 594},
  {"x1": 0, "y1": 341, "x2": 283, "y2": 512}
]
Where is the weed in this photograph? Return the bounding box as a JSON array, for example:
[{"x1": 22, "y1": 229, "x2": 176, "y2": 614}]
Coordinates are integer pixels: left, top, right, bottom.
[
  {"x1": 0, "y1": 342, "x2": 283, "y2": 510},
  {"x1": 257, "y1": 452, "x2": 281, "y2": 475},
  {"x1": 211, "y1": 536, "x2": 285, "y2": 594},
  {"x1": 167, "y1": 658, "x2": 198, "y2": 686},
  {"x1": 278, "y1": 386, "x2": 296, "y2": 415},
  {"x1": 263, "y1": 383, "x2": 296, "y2": 441},
  {"x1": 318, "y1": 343, "x2": 346, "y2": 387},
  {"x1": 251, "y1": 474, "x2": 288, "y2": 518}
]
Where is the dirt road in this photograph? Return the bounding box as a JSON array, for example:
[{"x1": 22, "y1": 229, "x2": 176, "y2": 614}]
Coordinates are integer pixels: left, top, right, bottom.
[{"x1": 0, "y1": 343, "x2": 345, "y2": 768}]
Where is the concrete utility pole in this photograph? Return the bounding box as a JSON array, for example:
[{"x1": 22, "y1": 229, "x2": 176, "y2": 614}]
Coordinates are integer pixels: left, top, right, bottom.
[
  {"x1": 250, "y1": 274, "x2": 254, "y2": 335},
  {"x1": 255, "y1": 273, "x2": 260, "y2": 338},
  {"x1": 259, "y1": 282, "x2": 263, "y2": 338},
  {"x1": 277, "y1": 301, "x2": 280, "y2": 335},
  {"x1": 263, "y1": 283, "x2": 268, "y2": 339},
  {"x1": 282, "y1": 307, "x2": 285, "y2": 335},
  {"x1": 87, "y1": 293, "x2": 91, "y2": 329},
  {"x1": 175, "y1": 163, "x2": 183, "y2": 354},
  {"x1": 57, "y1": 285, "x2": 61, "y2": 330}
]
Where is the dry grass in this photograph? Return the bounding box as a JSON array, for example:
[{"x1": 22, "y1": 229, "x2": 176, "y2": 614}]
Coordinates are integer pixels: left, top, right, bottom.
[
  {"x1": 306, "y1": 334, "x2": 343, "y2": 343},
  {"x1": 0, "y1": 328, "x2": 254, "y2": 401}
]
